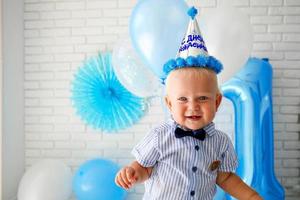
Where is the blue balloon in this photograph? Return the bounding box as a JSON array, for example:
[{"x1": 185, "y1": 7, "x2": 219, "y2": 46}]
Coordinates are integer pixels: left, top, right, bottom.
[
  {"x1": 214, "y1": 58, "x2": 284, "y2": 199},
  {"x1": 73, "y1": 159, "x2": 127, "y2": 200},
  {"x1": 130, "y1": 0, "x2": 189, "y2": 78}
]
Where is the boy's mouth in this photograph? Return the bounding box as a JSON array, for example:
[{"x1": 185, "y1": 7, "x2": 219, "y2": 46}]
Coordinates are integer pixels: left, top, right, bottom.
[{"x1": 186, "y1": 115, "x2": 201, "y2": 120}]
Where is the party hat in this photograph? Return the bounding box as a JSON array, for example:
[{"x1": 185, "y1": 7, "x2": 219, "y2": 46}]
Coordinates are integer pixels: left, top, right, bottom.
[
  {"x1": 162, "y1": 7, "x2": 223, "y2": 81},
  {"x1": 177, "y1": 7, "x2": 208, "y2": 58}
]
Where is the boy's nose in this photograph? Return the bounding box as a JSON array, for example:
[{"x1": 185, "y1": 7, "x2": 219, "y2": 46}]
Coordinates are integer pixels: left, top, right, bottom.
[{"x1": 189, "y1": 101, "x2": 200, "y2": 111}]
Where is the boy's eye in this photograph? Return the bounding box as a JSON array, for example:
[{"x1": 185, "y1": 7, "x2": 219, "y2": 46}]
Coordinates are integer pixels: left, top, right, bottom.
[
  {"x1": 198, "y1": 96, "x2": 208, "y2": 101},
  {"x1": 177, "y1": 97, "x2": 188, "y2": 101}
]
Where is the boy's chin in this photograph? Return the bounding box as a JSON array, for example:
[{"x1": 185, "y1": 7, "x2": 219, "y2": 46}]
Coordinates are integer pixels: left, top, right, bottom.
[
  {"x1": 184, "y1": 124, "x2": 205, "y2": 131},
  {"x1": 184, "y1": 121, "x2": 212, "y2": 130},
  {"x1": 189, "y1": 126, "x2": 204, "y2": 131}
]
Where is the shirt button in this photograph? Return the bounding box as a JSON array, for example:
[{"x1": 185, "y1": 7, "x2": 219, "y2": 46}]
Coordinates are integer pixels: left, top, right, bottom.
[
  {"x1": 190, "y1": 190, "x2": 195, "y2": 196},
  {"x1": 195, "y1": 145, "x2": 199, "y2": 151},
  {"x1": 192, "y1": 166, "x2": 197, "y2": 172}
]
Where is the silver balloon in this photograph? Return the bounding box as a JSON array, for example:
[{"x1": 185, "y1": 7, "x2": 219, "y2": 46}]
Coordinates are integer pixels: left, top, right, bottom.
[
  {"x1": 112, "y1": 37, "x2": 162, "y2": 98},
  {"x1": 18, "y1": 159, "x2": 72, "y2": 200},
  {"x1": 200, "y1": 1, "x2": 253, "y2": 84}
]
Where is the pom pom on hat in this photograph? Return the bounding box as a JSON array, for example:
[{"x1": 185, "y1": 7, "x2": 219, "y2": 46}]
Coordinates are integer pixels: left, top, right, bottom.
[{"x1": 187, "y1": 6, "x2": 198, "y2": 20}]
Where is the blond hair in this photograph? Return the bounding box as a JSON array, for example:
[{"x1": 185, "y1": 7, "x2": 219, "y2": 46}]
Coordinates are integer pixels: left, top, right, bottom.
[{"x1": 165, "y1": 67, "x2": 221, "y2": 94}]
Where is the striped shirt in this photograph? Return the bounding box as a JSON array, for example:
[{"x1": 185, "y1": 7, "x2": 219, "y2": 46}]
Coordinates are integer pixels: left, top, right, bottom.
[{"x1": 132, "y1": 119, "x2": 237, "y2": 200}]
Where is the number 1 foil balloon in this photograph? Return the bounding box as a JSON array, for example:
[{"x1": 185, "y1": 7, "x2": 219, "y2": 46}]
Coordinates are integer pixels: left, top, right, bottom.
[
  {"x1": 71, "y1": 53, "x2": 146, "y2": 132},
  {"x1": 130, "y1": 0, "x2": 189, "y2": 78}
]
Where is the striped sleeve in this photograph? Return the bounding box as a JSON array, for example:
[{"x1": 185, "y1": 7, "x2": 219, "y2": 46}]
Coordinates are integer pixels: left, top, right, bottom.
[
  {"x1": 218, "y1": 135, "x2": 238, "y2": 172},
  {"x1": 131, "y1": 128, "x2": 161, "y2": 167}
]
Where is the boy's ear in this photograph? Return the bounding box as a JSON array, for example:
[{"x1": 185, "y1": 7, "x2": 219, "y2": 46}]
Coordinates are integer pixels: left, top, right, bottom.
[
  {"x1": 215, "y1": 93, "x2": 222, "y2": 110},
  {"x1": 164, "y1": 96, "x2": 172, "y2": 110}
]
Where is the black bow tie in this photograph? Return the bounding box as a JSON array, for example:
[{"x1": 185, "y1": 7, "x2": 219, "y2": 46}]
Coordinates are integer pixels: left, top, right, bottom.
[{"x1": 175, "y1": 127, "x2": 206, "y2": 141}]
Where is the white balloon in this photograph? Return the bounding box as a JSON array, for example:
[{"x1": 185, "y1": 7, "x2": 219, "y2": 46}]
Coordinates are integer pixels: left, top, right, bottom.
[
  {"x1": 112, "y1": 37, "x2": 162, "y2": 98},
  {"x1": 200, "y1": 1, "x2": 253, "y2": 84},
  {"x1": 18, "y1": 159, "x2": 72, "y2": 200}
]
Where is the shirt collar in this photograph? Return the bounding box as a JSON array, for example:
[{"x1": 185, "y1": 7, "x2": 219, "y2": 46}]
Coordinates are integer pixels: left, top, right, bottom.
[{"x1": 202, "y1": 122, "x2": 216, "y2": 137}]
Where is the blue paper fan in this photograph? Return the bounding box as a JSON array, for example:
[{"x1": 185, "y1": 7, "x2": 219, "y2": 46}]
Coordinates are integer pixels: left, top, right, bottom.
[{"x1": 71, "y1": 53, "x2": 146, "y2": 132}]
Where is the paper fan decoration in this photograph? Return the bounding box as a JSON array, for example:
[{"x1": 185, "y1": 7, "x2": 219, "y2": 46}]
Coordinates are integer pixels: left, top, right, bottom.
[{"x1": 71, "y1": 52, "x2": 146, "y2": 132}]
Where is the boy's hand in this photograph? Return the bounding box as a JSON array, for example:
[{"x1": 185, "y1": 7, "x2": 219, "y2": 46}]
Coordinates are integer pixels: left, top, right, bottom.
[{"x1": 115, "y1": 166, "x2": 139, "y2": 189}]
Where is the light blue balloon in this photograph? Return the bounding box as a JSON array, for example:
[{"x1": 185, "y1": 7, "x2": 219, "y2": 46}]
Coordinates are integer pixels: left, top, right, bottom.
[
  {"x1": 130, "y1": 0, "x2": 189, "y2": 78},
  {"x1": 73, "y1": 159, "x2": 127, "y2": 200},
  {"x1": 214, "y1": 58, "x2": 284, "y2": 199}
]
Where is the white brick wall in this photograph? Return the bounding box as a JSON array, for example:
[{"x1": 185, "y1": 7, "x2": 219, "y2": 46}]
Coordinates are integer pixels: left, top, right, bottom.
[{"x1": 23, "y1": 0, "x2": 300, "y2": 199}]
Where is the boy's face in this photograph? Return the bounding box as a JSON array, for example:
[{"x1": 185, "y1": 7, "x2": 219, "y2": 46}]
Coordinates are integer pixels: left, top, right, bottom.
[{"x1": 165, "y1": 69, "x2": 222, "y2": 130}]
